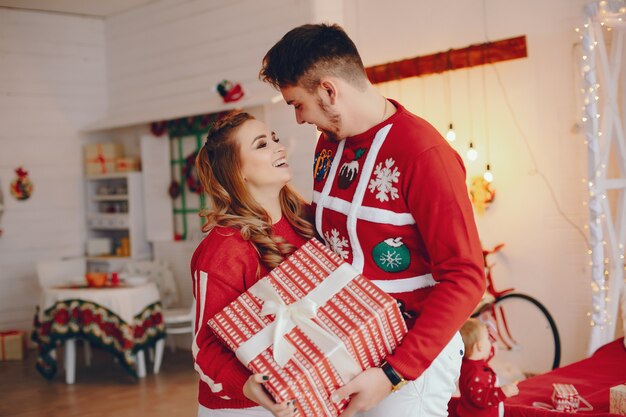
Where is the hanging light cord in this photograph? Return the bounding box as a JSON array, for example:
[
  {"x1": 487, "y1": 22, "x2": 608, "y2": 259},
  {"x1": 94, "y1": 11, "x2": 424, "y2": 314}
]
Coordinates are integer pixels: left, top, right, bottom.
[
  {"x1": 491, "y1": 64, "x2": 589, "y2": 245},
  {"x1": 482, "y1": 0, "x2": 491, "y2": 165},
  {"x1": 445, "y1": 52, "x2": 453, "y2": 124},
  {"x1": 466, "y1": 52, "x2": 474, "y2": 141}
]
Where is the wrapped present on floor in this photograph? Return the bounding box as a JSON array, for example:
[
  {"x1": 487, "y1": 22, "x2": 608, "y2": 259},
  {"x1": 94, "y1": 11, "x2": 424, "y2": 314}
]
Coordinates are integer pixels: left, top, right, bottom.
[
  {"x1": 84, "y1": 142, "x2": 123, "y2": 175},
  {"x1": 1, "y1": 330, "x2": 24, "y2": 360},
  {"x1": 611, "y1": 384, "x2": 626, "y2": 415},
  {"x1": 208, "y1": 238, "x2": 407, "y2": 417}
]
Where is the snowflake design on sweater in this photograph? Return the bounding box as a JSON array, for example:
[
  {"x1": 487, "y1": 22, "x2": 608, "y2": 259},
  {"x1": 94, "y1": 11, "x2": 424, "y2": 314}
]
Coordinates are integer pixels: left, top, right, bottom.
[
  {"x1": 368, "y1": 158, "x2": 400, "y2": 202},
  {"x1": 324, "y1": 229, "x2": 350, "y2": 259},
  {"x1": 379, "y1": 251, "x2": 403, "y2": 269}
]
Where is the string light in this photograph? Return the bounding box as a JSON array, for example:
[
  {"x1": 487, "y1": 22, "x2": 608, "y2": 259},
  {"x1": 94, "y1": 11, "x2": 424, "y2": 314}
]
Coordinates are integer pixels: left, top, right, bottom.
[
  {"x1": 467, "y1": 142, "x2": 478, "y2": 161},
  {"x1": 580, "y1": 10, "x2": 608, "y2": 333},
  {"x1": 483, "y1": 164, "x2": 494, "y2": 182},
  {"x1": 446, "y1": 123, "x2": 457, "y2": 142}
]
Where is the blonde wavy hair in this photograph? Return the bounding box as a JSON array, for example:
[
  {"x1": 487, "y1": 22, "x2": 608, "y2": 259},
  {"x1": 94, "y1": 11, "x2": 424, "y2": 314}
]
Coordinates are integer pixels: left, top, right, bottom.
[{"x1": 196, "y1": 111, "x2": 315, "y2": 270}]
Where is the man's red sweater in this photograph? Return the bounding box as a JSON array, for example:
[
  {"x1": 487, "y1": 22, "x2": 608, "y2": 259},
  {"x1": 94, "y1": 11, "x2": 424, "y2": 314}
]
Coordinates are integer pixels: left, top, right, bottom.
[{"x1": 312, "y1": 99, "x2": 485, "y2": 381}]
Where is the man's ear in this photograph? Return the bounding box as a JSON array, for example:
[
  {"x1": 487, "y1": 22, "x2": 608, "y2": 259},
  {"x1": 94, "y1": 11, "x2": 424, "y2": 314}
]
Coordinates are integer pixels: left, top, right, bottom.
[{"x1": 319, "y1": 78, "x2": 338, "y2": 105}]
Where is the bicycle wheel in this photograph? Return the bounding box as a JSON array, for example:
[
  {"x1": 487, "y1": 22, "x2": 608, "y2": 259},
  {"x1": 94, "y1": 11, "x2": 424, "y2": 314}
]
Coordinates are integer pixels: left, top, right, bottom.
[{"x1": 475, "y1": 293, "x2": 561, "y2": 378}]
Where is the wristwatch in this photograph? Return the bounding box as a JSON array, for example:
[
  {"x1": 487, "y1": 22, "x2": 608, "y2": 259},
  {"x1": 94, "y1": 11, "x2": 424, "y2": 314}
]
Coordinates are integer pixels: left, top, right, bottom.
[{"x1": 381, "y1": 361, "x2": 408, "y2": 392}]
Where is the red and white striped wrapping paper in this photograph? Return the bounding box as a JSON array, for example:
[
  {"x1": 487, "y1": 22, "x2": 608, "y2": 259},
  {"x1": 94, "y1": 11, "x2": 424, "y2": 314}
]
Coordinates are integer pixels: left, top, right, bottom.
[
  {"x1": 610, "y1": 384, "x2": 626, "y2": 415},
  {"x1": 208, "y1": 238, "x2": 407, "y2": 417},
  {"x1": 551, "y1": 383, "x2": 581, "y2": 412}
]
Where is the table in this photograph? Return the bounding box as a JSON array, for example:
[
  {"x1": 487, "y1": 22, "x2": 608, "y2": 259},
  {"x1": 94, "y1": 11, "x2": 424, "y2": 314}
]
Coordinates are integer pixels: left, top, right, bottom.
[
  {"x1": 31, "y1": 283, "x2": 166, "y2": 383},
  {"x1": 504, "y1": 337, "x2": 625, "y2": 417}
]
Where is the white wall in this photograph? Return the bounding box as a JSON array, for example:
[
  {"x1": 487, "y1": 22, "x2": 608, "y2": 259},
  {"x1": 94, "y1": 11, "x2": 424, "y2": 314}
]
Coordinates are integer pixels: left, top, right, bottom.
[
  {"x1": 0, "y1": 0, "x2": 609, "y2": 367},
  {"x1": 99, "y1": 0, "x2": 314, "y2": 129},
  {"x1": 344, "y1": 0, "x2": 595, "y2": 365},
  {"x1": 0, "y1": 9, "x2": 107, "y2": 331}
]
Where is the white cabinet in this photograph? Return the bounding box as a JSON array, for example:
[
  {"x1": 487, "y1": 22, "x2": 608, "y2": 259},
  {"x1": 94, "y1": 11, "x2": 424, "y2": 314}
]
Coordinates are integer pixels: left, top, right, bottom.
[{"x1": 85, "y1": 172, "x2": 151, "y2": 272}]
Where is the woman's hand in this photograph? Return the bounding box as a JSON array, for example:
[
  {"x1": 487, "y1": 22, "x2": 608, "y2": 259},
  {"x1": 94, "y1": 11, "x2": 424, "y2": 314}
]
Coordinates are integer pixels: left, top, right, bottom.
[{"x1": 243, "y1": 374, "x2": 297, "y2": 417}]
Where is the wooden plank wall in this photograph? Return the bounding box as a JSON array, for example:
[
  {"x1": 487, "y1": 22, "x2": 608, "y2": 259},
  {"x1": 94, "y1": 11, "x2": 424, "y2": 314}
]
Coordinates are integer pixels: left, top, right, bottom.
[
  {"x1": 104, "y1": 0, "x2": 311, "y2": 123},
  {"x1": 0, "y1": 8, "x2": 107, "y2": 331}
]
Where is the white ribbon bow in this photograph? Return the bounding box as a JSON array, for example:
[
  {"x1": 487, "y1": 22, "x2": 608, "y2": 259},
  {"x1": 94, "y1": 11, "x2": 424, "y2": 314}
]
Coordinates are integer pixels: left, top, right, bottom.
[{"x1": 236, "y1": 263, "x2": 362, "y2": 382}]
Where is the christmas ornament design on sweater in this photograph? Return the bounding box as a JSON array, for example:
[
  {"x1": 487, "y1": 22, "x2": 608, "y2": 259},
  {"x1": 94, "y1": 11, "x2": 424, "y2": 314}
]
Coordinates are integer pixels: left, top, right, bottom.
[
  {"x1": 372, "y1": 237, "x2": 410, "y2": 272},
  {"x1": 314, "y1": 149, "x2": 333, "y2": 182},
  {"x1": 338, "y1": 148, "x2": 366, "y2": 189},
  {"x1": 368, "y1": 158, "x2": 400, "y2": 202},
  {"x1": 323, "y1": 228, "x2": 350, "y2": 260}
]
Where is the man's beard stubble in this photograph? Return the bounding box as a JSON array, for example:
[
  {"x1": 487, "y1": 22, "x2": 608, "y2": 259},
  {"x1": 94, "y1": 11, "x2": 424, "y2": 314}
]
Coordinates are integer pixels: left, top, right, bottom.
[{"x1": 317, "y1": 97, "x2": 342, "y2": 142}]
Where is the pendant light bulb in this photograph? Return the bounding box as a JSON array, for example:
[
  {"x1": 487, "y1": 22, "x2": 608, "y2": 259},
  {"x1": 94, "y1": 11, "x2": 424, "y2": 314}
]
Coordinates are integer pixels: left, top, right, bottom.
[
  {"x1": 446, "y1": 123, "x2": 457, "y2": 142},
  {"x1": 484, "y1": 164, "x2": 494, "y2": 183},
  {"x1": 467, "y1": 142, "x2": 478, "y2": 161}
]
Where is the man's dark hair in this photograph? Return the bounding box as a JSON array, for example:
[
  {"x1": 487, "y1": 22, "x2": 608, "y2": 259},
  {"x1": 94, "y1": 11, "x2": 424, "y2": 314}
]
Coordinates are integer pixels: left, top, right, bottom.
[{"x1": 260, "y1": 23, "x2": 368, "y2": 91}]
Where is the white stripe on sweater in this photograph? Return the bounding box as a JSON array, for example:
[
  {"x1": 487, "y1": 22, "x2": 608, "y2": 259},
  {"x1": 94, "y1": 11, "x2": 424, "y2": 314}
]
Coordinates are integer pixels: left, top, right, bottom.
[
  {"x1": 192, "y1": 269, "x2": 229, "y2": 399},
  {"x1": 347, "y1": 124, "x2": 393, "y2": 271},
  {"x1": 371, "y1": 274, "x2": 437, "y2": 294},
  {"x1": 312, "y1": 192, "x2": 415, "y2": 226}
]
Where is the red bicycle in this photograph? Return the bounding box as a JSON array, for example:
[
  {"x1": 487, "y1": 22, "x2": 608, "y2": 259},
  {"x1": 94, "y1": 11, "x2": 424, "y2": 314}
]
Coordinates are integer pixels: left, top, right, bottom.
[{"x1": 472, "y1": 243, "x2": 561, "y2": 377}]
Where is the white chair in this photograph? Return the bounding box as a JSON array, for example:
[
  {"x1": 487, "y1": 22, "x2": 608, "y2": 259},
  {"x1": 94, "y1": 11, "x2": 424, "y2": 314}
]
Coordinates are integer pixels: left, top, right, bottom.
[
  {"x1": 35, "y1": 258, "x2": 90, "y2": 384},
  {"x1": 121, "y1": 260, "x2": 179, "y2": 308},
  {"x1": 36, "y1": 258, "x2": 86, "y2": 288},
  {"x1": 152, "y1": 300, "x2": 195, "y2": 373},
  {"x1": 121, "y1": 259, "x2": 194, "y2": 374}
]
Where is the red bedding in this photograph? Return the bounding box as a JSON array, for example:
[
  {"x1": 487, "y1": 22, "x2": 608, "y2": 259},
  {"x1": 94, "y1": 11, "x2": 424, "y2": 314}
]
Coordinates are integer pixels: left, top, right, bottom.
[{"x1": 503, "y1": 337, "x2": 626, "y2": 417}]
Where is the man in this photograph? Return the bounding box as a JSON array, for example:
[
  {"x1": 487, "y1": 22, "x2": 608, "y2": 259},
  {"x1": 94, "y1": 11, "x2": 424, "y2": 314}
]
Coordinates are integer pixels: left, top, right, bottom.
[{"x1": 259, "y1": 24, "x2": 485, "y2": 417}]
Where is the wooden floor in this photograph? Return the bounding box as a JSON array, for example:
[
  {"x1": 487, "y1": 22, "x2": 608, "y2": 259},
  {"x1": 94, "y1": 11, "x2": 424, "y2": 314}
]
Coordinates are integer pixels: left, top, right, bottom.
[{"x1": 1, "y1": 344, "x2": 199, "y2": 417}]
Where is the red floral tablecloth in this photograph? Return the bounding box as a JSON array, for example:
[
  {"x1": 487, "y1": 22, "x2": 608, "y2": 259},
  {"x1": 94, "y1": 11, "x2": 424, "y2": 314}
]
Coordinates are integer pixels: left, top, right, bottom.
[{"x1": 31, "y1": 284, "x2": 165, "y2": 380}]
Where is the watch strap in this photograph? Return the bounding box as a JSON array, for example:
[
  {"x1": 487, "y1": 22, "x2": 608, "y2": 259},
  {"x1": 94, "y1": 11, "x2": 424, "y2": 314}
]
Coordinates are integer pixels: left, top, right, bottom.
[{"x1": 381, "y1": 361, "x2": 403, "y2": 386}]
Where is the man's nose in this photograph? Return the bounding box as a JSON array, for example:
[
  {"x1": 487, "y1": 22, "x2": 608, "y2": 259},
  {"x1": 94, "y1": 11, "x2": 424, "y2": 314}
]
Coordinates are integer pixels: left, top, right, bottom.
[{"x1": 295, "y1": 111, "x2": 304, "y2": 125}]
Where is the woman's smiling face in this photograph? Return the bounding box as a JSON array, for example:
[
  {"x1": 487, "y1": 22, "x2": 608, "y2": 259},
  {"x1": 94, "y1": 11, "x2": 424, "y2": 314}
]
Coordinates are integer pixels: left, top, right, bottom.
[{"x1": 235, "y1": 118, "x2": 292, "y2": 199}]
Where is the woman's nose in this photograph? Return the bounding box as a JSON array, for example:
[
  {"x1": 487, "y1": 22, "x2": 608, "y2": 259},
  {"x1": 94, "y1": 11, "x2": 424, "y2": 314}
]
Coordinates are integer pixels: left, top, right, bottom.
[{"x1": 273, "y1": 141, "x2": 286, "y2": 153}]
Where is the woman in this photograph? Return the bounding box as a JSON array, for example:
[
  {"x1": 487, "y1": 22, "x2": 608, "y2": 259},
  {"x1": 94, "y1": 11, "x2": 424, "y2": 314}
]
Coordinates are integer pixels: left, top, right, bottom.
[{"x1": 191, "y1": 111, "x2": 314, "y2": 417}]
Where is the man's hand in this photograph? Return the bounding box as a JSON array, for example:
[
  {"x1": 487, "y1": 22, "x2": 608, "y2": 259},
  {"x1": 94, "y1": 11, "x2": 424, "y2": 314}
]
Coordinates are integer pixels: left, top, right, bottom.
[
  {"x1": 501, "y1": 383, "x2": 519, "y2": 398},
  {"x1": 243, "y1": 374, "x2": 297, "y2": 417},
  {"x1": 331, "y1": 367, "x2": 393, "y2": 417}
]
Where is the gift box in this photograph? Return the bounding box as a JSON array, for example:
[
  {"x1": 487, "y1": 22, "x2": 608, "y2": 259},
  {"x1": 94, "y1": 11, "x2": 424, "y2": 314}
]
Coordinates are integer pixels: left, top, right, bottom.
[
  {"x1": 610, "y1": 384, "x2": 626, "y2": 415},
  {"x1": 551, "y1": 383, "x2": 592, "y2": 413},
  {"x1": 1, "y1": 330, "x2": 24, "y2": 360},
  {"x1": 208, "y1": 238, "x2": 407, "y2": 417},
  {"x1": 115, "y1": 157, "x2": 140, "y2": 172},
  {"x1": 84, "y1": 143, "x2": 123, "y2": 175}
]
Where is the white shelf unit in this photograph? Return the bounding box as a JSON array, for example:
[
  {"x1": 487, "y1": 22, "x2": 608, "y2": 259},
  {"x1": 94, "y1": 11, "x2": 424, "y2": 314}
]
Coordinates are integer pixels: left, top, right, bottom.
[{"x1": 85, "y1": 172, "x2": 151, "y2": 272}]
